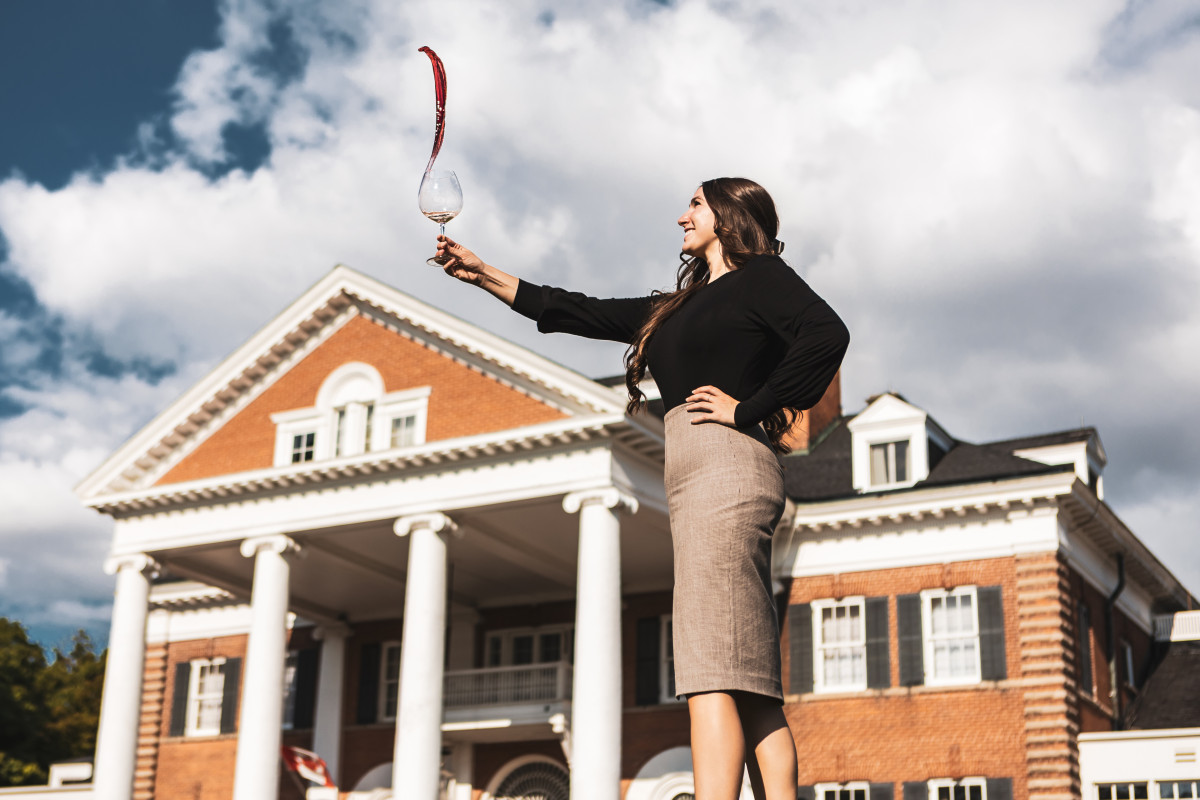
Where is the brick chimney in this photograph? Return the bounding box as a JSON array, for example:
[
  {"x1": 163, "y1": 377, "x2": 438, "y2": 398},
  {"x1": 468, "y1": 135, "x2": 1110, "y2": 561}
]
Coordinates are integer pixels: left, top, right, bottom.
[{"x1": 781, "y1": 370, "x2": 842, "y2": 453}]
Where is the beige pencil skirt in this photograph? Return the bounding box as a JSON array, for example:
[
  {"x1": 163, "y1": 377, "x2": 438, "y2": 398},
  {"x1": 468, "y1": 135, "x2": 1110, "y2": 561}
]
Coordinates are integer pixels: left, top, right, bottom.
[{"x1": 664, "y1": 404, "x2": 786, "y2": 702}]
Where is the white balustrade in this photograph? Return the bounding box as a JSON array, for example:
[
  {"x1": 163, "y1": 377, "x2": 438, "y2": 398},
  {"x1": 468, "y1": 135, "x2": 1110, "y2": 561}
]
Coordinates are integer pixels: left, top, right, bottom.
[{"x1": 443, "y1": 661, "x2": 573, "y2": 708}]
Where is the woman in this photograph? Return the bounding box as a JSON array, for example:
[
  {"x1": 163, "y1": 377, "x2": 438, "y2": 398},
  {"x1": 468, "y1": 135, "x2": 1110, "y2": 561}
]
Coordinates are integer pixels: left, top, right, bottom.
[{"x1": 431, "y1": 177, "x2": 849, "y2": 800}]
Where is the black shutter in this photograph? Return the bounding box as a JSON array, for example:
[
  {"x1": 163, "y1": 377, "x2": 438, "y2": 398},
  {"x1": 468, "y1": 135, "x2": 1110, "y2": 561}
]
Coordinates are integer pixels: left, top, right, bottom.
[
  {"x1": 871, "y1": 783, "x2": 895, "y2": 800},
  {"x1": 356, "y1": 643, "x2": 381, "y2": 724},
  {"x1": 293, "y1": 647, "x2": 319, "y2": 729},
  {"x1": 788, "y1": 603, "x2": 813, "y2": 694},
  {"x1": 977, "y1": 586, "x2": 1006, "y2": 680},
  {"x1": 903, "y1": 782, "x2": 928, "y2": 800},
  {"x1": 219, "y1": 657, "x2": 241, "y2": 734},
  {"x1": 797, "y1": 786, "x2": 816, "y2": 800},
  {"x1": 987, "y1": 778, "x2": 1013, "y2": 800},
  {"x1": 865, "y1": 596, "x2": 891, "y2": 689},
  {"x1": 635, "y1": 618, "x2": 662, "y2": 705},
  {"x1": 168, "y1": 662, "x2": 191, "y2": 737},
  {"x1": 897, "y1": 594, "x2": 924, "y2": 686}
]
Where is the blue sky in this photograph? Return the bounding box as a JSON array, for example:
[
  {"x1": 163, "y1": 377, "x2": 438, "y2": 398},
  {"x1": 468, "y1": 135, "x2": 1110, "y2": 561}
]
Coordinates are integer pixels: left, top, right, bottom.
[{"x1": 1, "y1": 0, "x2": 1200, "y2": 652}]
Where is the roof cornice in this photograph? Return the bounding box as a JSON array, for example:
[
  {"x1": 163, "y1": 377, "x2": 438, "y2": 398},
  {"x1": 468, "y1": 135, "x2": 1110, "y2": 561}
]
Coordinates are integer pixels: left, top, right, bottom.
[
  {"x1": 76, "y1": 265, "x2": 627, "y2": 501},
  {"x1": 86, "y1": 413, "x2": 662, "y2": 516}
]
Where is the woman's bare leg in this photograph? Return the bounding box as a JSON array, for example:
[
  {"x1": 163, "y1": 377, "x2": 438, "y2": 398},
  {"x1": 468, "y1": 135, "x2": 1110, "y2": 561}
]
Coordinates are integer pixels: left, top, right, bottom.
[
  {"x1": 735, "y1": 692, "x2": 798, "y2": 800},
  {"x1": 688, "y1": 691, "x2": 745, "y2": 800}
]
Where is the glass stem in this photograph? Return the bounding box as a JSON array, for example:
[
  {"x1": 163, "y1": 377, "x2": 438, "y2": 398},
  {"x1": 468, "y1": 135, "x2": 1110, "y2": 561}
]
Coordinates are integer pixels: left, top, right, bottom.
[{"x1": 439, "y1": 223, "x2": 446, "y2": 239}]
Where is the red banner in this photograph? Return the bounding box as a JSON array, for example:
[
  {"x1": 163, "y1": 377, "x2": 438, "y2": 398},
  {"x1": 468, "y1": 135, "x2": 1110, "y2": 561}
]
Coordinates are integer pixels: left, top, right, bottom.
[{"x1": 280, "y1": 745, "x2": 335, "y2": 788}]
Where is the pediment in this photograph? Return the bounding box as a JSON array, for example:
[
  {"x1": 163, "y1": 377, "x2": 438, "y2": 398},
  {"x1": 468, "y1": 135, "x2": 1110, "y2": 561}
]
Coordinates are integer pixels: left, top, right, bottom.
[{"x1": 77, "y1": 265, "x2": 626, "y2": 500}]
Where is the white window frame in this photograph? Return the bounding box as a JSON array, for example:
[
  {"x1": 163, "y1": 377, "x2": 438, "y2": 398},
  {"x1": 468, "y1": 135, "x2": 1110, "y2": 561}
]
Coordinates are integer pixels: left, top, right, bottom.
[
  {"x1": 484, "y1": 624, "x2": 574, "y2": 668},
  {"x1": 929, "y1": 778, "x2": 987, "y2": 800},
  {"x1": 1097, "y1": 783, "x2": 1149, "y2": 800},
  {"x1": 869, "y1": 439, "x2": 910, "y2": 488},
  {"x1": 185, "y1": 657, "x2": 226, "y2": 737},
  {"x1": 1157, "y1": 781, "x2": 1198, "y2": 800},
  {"x1": 371, "y1": 387, "x2": 431, "y2": 452},
  {"x1": 816, "y1": 781, "x2": 871, "y2": 800},
  {"x1": 379, "y1": 641, "x2": 402, "y2": 722},
  {"x1": 812, "y1": 598, "x2": 868, "y2": 693},
  {"x1": 921, "y1": 586, "x2": 982, "y2": 686},
  {"x1": 660, "y1": 615, "x2": 681, "y2": 703}
]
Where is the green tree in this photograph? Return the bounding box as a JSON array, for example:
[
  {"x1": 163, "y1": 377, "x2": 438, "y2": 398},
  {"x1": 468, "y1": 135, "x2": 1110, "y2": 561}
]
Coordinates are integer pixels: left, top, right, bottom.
[
  {"x1": 0, "y1": 618, "x2": 49, "y2": 786},
  {"x1": 0, "y1": 620, "x2": 106, "y2": 787}
]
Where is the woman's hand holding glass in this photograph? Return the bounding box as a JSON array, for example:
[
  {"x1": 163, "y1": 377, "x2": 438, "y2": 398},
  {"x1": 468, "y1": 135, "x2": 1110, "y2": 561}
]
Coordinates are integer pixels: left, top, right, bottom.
[{"x1": 431, "y1": 235, "x2": 519, "y2": 307}]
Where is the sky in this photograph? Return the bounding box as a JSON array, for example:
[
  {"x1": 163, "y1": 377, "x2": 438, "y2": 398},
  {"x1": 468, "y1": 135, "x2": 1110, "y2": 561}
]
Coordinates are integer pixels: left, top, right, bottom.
[{"x1": 1, "y1": 0, "x2": 1198, "y2": 652}]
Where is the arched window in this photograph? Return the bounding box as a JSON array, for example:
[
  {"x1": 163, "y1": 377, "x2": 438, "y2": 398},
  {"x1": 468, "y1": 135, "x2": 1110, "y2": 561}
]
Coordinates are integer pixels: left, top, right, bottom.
[
  {"x1": 271, "y1": 362, "x2": 430, "y2": 467},
  {"x1": 487, "y1": 756, "x2": 570, "y2": 800}
]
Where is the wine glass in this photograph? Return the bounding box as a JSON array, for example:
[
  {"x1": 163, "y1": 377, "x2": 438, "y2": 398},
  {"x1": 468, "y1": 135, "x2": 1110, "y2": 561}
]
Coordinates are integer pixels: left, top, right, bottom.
[{"x1": 418, "y1": 168, "x2": 463, "y2": 266}]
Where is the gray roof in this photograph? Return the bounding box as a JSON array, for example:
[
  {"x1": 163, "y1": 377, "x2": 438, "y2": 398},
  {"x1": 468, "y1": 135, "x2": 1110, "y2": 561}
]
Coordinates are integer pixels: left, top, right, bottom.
[
  {"x1": 782, "y1": 416, "x2": 1082, "y2": 502},
  {"x1": 1125, "y1": 640, "x2": 1200, "y2": 730}
]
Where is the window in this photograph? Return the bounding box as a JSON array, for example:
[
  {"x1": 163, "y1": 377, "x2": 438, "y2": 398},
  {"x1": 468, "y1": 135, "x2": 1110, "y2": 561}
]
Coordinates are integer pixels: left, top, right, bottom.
[
  {"x1": 818, "y1": 782, "x2": 870, "y2": 800},
  {"x1": 291, "y1": 432, "x2": 315, "y2": 463},
  {"x1": 1122, "y1": 640, "x2": 1137, "y2": 689},
  {"x1": 485, "y1": 626, "x2": 573, "y2": 667},
  {"x1": 922, "y1": 587, "x2": 981, "y2": 685},
  {"x1": 379, "y1": 642, "x2": 401, "y2": 722},
  {"x1": 813, "y1": 599, "x2": 867, "y2": 692},
  {"x1": 391, "y1": 414, "x2": 419, "y2": 448},
  {"x1": 870, "y1": 440, "x2": 909, "y2": 485},
  {"x1": 1097, "y1": 784, "x2": 1148, "y2": 800},
  {"x1": 661, "y1": 616, "x2": 676, "y2": 702},
  {"x1": 930, "y1": 779, "x2": 986, "y2": 800},
  {"x1": 186, "y1": 658, "x2": 226, "y2": 737},
  {"x1": 1159, "y1": 782, "x2": 1198, "y2": 800},
  {"x1": 1078, "y1": 602, "x2": 1093, "y2": 696},
  {"x1": 281, "y1": 651, "x2": 299, "y2": 730}
]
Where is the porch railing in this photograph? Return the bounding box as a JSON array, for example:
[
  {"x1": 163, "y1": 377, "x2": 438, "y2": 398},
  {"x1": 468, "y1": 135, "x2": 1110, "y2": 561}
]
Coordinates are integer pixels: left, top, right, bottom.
[{"x1": 443, "y1": 661, "x2": 572, "y2": 708}]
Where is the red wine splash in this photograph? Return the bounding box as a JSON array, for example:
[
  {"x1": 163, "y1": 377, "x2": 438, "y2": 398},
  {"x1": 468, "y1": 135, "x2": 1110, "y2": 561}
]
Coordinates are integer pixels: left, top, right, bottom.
[{"x1": 419, "y1": 46, "x2": 447, "y2": 177}]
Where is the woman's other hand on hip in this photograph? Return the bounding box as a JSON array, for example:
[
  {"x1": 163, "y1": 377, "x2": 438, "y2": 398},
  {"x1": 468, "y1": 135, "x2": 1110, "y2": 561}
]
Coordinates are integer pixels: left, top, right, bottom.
[{"x1": 686, "y1": 385, "x2": 739, "y2": 427}]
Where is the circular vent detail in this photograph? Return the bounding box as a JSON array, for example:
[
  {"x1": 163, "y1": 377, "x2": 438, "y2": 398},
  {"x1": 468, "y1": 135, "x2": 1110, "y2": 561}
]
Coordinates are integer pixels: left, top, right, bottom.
[{"x1": 494, "y1": 761, "x2": 570, "y2": 800}]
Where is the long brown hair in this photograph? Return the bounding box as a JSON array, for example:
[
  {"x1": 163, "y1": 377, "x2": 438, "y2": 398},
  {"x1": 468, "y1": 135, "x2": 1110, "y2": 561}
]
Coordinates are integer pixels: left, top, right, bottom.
[{"x1": 623, "y1": 177, "x2": 801, "y2": 453}]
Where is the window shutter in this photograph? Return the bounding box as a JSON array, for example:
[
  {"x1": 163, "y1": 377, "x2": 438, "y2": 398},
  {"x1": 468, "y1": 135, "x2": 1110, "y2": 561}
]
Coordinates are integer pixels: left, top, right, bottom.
[
  {"x1": 903, "y1": 782, "x2": 928, "y2": 800},
  {"x1": 219, "y1": 657, "x2": 241, "y2": 734},
  {"x1": 168, "y1": 662, "x2": 191, "y2": 737},
  {"x1": 788, "y1": 603, "x2": 813, "y2": 694},
  {"x1": 987, "y1": 778, "x2": 1013, "y2": 800},
  {"x1": 796, "y1": 786, "x2": 816, "y2": 800},
  {"x1": 871, "y1": 783, "x2": 895, "y2": 800},
  {"x1": 865, "y1": 596, "x2": 891, "y2": 689},
  {"x1": 897, "y1": 594, "x2": 924, "y2": 686},
  {"x1": 635, "y1": 618, "x2": 661, "y2": 705},
  {"x1": 293, "y1": 647, "x2": 319, "y2": 729},
  {"x1": 356, "y1": 643, "x2": 381, "y2": 724},
  {"x1": 977, "y1": 586, "x2": 1007, "y2": 680}
]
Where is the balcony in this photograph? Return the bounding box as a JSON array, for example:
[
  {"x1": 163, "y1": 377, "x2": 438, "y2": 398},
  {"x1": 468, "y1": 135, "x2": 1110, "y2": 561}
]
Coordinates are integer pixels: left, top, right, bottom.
[{"x1": 444, "y1": 661, "x2": 572, "y2": 708}]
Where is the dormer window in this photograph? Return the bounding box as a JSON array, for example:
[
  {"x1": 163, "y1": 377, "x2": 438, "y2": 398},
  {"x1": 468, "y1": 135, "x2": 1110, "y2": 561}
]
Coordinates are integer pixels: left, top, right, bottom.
[
  {"x1": 870, "y1": 440, "x2": 909, "y2": 486},
  {"x1": 847, "y1": 393, "x2": 954, "y2": 493},
  {"x1": 271, "y1": 362, "x2": 431, "y2": 468},
  {"x1": 291, "y1": 432, "x2": 316, "y2": 464}
]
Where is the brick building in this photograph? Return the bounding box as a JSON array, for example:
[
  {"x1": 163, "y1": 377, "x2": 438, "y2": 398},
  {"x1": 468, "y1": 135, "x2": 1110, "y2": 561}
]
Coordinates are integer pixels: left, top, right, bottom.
[{"x1": 77, "y1": 265, "x2": 1196, "y2": 800}]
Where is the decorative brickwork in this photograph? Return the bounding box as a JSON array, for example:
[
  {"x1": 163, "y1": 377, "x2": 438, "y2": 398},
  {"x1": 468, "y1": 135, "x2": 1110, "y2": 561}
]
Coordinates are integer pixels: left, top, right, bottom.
[
  {"x1": 133, "y1": 645, "x2": 167, "y2": 800},
  {"x1": 1015, "y1": 552, "x2": 1080, "y2": 800},
  {"x1": 157, "y1": 313, "x2": 567, "y2": 485}
]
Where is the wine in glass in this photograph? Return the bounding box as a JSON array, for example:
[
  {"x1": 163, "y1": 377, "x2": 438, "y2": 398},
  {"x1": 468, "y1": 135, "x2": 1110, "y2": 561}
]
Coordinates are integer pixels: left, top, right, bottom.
[{"x1": 418, "y1": 168, "x2": 463, "y2": 266}]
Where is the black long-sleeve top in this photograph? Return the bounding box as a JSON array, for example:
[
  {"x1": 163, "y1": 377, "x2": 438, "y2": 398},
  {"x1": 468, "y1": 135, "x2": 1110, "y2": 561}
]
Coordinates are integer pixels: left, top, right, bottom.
[{"x1": 512, "y1": 254, "x2": 850, "y2": 428}]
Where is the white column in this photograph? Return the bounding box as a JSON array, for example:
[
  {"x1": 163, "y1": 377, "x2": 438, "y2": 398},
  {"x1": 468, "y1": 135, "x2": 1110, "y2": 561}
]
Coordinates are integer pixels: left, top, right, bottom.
[
  {"x1": 93, "y1": 554, "x2": 157, "y2": 800},
  {"x1": 392, "y1": 512, "x2": 458, "y2": 800},
  {"x1": 312, "y1": 624, "x2": 349, "y2": 784},
  {"x1": 563, "y1": 488, "x2": 638, "y2": 800},
  {"x1": 233, "y1": 535, "x2": 300, "y2": 800}
]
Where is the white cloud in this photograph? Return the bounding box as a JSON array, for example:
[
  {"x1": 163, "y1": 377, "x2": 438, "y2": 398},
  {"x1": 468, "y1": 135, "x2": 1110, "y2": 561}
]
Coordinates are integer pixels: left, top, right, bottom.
[{"x1": 1, "y1": 0, "x2": 1199, "y2": 640}]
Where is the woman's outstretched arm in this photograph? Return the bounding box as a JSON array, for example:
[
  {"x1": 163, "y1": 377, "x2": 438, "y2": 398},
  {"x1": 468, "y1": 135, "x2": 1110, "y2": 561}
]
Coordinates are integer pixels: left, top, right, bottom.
[{"x1": 433, "y1": 234, "x2": 519, "y2": 307}]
